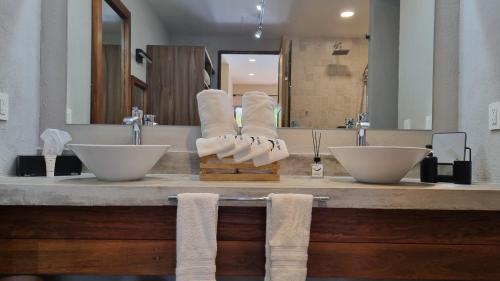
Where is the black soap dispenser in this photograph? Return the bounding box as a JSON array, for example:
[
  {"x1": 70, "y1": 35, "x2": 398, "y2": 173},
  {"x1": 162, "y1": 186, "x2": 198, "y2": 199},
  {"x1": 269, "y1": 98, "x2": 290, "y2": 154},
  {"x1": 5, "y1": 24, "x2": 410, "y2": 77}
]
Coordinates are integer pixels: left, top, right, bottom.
[{"x1": 420, "y1": 145, "x2": 438, "y2": 183}]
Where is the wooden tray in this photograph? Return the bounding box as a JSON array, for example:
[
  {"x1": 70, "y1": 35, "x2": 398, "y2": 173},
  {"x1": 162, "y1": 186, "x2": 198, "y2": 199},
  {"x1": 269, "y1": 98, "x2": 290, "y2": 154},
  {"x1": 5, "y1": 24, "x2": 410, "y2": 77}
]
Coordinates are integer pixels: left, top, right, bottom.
[{"x1": 199, "y1": 155, "x2": 280, "y2": 181}]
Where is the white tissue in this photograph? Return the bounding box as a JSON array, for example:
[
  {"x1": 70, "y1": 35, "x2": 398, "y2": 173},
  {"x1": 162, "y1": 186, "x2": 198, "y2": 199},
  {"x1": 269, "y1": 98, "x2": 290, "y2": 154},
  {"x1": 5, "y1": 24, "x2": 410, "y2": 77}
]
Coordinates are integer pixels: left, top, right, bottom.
[{"x1": 40, "y1": 129, "x2": 72, "y2": 156}]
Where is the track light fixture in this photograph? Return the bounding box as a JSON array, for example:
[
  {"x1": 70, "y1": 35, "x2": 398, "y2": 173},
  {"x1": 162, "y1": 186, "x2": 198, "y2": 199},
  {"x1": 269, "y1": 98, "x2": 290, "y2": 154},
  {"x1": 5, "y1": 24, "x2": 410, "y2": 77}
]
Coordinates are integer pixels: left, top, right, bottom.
[
  {"x1": 255, "y1": 0, "x2": 265, "y2": 39},
  {"x1": 255, "y1": 25, "x2": 263, "y2": 39}
]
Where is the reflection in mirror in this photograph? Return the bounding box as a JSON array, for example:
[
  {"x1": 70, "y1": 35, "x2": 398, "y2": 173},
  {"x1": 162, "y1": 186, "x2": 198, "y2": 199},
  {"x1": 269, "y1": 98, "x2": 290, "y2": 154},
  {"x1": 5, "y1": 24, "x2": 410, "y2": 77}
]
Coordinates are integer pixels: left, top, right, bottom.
[
  {"x1": 66, "y1": 0, "x2": 435, "y2": 131},
  {"x1": 219, "y1": 52, "x2": 280, "y2": 127},
  {"x1": 66, "y1": 0, "x2": 130, "y2": 125},
  {"x1": 131, "y1": 75, "x2": 148, "y2": 113},
  {"x1": 101, "y1": 0, "x2": 124, "y2": 124}
]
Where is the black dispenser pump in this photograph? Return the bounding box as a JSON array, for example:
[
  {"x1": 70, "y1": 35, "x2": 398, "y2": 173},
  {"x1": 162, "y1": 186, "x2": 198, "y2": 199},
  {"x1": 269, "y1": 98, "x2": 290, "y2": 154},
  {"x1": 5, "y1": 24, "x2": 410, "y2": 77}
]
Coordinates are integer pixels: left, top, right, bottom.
[{"x1": 420, "y1": 145, "x2": 438, "y2": 183}]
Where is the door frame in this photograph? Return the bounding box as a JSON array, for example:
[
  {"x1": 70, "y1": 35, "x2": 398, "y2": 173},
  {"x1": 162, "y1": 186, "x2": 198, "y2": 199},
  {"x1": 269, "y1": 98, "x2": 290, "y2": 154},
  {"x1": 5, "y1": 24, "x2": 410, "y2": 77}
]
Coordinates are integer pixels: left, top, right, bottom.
[{"x1": 91, "y1": 0, "x2": 131, "y2": 124}]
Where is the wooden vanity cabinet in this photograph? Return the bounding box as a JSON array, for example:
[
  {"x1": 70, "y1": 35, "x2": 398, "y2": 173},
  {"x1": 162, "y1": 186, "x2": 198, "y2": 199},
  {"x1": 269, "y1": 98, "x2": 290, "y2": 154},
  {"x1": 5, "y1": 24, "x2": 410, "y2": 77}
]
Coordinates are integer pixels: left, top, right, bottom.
[{"x1": 1, "y1": 206, "x2": 500, "y2": 280}]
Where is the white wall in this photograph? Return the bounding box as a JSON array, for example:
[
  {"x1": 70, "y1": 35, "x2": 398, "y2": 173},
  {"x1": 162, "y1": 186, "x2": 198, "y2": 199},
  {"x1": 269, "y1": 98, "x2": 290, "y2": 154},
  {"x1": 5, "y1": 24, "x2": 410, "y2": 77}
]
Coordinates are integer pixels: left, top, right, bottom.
[
  {"x1": 123, "y1": 0, "x2": 170, "y2": 81},
  {"x1": 66, "y1": 0, "x2": 92, "y2": 124},
  {"x1": 459, "y1": 0, "x2": 500, "y2": 183},
  {"x1": 66, "y1": 0, "x2": 169, "y2": 124},
  {"x1": 0, "y1": 0, "x2": 41, "y2": 175},
  {"x1": 368, "y1": 0, "x2": 400, "y2": 130},
  {"x1": 433, "y1": 0, "x2": 459, "y2": 132},
  {"x1": 398, "y1": 0, "x2": 435, "y2": 130}
]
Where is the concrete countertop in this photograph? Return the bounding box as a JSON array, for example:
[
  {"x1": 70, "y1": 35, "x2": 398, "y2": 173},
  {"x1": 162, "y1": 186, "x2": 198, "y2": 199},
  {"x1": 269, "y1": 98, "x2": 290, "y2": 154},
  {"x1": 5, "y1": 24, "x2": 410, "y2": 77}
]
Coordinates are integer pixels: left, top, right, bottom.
[{"x1": 1, "y1": 174, "x2": 499, "y2": 210}]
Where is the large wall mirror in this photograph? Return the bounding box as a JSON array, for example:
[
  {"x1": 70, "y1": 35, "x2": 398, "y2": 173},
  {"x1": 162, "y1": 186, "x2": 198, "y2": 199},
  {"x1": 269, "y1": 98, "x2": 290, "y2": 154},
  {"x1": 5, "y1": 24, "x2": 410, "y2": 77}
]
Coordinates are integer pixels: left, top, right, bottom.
[{"x1": 66, "y1": 0, "x2": 436, "y2": 131}]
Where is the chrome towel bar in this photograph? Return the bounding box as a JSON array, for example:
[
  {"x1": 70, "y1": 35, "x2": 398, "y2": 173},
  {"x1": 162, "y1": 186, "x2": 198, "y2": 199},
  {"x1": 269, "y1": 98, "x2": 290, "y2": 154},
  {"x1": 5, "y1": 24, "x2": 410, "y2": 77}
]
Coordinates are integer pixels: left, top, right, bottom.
[{"x1": 167, "y1": 195, "x2": 330, "y2": 202}]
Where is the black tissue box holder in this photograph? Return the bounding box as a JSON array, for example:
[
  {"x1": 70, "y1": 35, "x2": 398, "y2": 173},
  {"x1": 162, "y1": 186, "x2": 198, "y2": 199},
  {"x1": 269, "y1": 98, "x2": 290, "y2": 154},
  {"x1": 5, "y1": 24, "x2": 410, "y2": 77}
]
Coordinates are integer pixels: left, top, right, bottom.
[
  {"x1": 422, "y1": 147, "x2": 472, "y2": 185},
  {"x1": 16, "y1": 155, "x2": 82, "y2": 177}
]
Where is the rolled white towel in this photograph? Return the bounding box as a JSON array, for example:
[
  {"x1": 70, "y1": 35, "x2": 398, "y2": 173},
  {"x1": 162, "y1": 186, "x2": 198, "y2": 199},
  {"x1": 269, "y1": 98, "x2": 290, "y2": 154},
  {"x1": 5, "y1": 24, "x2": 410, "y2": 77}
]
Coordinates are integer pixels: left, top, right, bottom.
[
  {"x1": 196, "y1": 135, "x2": 236, "y2": 157},
  {"x1": 241, "y1": 92, "x2": 278, "y2": 139},
  {"x1": 253, "y1": 139, "x2": 289, "y2": 167},
  {"x1": 233, "y1": 136, "x2": 272, "y2": 163},
  {"x1": 197, "y1": 90, "x2": 238, "y2": 138},
  {"x1": 217, "y1": 135, "x2": 253, "y2": 159}
]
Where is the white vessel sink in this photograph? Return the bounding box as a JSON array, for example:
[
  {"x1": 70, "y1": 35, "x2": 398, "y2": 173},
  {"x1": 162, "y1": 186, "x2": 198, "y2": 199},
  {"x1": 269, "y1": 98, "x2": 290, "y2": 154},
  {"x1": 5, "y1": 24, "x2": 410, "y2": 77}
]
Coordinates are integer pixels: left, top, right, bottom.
[
  {"x1": 329, "y1": 146, "x2": 431, "y2": 184},
  {"x1": 68, "y1": 144, "x2": 171, "y2": 181}
]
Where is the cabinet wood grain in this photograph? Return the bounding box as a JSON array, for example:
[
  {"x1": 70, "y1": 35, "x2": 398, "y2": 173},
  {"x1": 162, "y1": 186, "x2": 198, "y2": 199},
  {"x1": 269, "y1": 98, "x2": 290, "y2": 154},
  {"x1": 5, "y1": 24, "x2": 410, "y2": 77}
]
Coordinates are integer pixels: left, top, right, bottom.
[
  {"x1": 1, "y1": 206, "x2": 500, "y2": 279},
  {"x1": 2, "y1": 207, "x2": 500, "y2": 245},
  {"x1": 1, "y1": 239, "x2": 499, "y2": 280}
]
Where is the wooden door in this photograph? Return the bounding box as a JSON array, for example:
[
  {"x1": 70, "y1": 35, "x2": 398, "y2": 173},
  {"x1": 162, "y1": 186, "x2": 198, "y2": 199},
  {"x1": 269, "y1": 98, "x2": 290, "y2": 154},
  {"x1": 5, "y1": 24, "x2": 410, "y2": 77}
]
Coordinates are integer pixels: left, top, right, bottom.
[{"x1": 147, "y1": 46, "x2": 204, "y2": 125}]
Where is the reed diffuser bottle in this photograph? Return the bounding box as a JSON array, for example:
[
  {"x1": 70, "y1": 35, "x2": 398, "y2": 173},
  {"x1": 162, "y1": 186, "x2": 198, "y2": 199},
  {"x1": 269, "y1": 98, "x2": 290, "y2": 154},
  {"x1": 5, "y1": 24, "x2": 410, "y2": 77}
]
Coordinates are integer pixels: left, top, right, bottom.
[{"x1": 311, "y1": 130, "x2": 324, "y2": 178}]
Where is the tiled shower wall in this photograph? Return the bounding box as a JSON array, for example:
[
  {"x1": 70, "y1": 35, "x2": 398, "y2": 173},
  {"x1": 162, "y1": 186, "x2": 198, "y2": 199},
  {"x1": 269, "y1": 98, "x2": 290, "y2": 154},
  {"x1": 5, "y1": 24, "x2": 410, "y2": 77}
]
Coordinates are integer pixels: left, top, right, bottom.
[{"x1": 290, "y1": 38, "x2": 369, "y2": 128}]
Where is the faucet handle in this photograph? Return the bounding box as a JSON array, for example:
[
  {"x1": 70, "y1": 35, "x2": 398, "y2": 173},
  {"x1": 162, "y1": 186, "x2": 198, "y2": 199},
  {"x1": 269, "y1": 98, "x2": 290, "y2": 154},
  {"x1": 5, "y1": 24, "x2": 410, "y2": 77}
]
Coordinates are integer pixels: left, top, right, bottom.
[
  {"x1": 132, "y1": 107, "x2": 144, "y2": 125},
  {"x1": 345, "y1": 118, "x2": 355, "y2": 129},
  {"x1": 123, "y1": 115, "x2": 139, "y2": 125},
  {"x1": 144, "y1": 114, "x2": 157, "y2": 126},
  {"x1": 357, "y1": 113, "x2": 370, "y2": 128}
]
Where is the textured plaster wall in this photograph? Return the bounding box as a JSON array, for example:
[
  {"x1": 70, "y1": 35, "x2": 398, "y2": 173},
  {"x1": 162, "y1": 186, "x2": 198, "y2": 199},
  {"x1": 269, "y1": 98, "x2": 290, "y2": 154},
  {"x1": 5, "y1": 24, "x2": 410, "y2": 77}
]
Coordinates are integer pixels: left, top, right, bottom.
[
  {"x1": 0, "y1": 0, "x2": 41, "y2": 175},
  {"x1": 459, "y1": 0, "x2": 500, "y2": 183}
]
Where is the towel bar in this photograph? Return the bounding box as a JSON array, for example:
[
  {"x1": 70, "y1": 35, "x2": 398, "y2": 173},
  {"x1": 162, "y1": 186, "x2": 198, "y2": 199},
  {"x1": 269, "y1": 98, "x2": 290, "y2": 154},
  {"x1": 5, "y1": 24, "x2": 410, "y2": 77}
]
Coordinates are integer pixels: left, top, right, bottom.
[{"x1": 167, "y1": 195, "x2": 330, "y2": 202}]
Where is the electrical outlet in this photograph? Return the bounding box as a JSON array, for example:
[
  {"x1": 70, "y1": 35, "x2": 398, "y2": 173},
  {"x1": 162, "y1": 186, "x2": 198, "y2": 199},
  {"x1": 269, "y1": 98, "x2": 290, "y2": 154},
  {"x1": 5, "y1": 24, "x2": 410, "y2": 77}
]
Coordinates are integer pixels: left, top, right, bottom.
[
  {"x1": 0, "y1": 93, "x2": 8, "y2": 121},
  {"x1": 489, "y1": 102, "x2": 500, "y2": 131}
]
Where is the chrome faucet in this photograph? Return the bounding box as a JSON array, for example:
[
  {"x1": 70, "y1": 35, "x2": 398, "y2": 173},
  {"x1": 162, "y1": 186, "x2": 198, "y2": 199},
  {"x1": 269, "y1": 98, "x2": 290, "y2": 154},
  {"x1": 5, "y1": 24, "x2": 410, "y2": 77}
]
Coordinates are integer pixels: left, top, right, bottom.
[
  {"x1": 356, "y1": 113, "x2": 370, "y2": 146},
  {"x1": 123, "y1": 107, "x2": 143, "y2": 145}
]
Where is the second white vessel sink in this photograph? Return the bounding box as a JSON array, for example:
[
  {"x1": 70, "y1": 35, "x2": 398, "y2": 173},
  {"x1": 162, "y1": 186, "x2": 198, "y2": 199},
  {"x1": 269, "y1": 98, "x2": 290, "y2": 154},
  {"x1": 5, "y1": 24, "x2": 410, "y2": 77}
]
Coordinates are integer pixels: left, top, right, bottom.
[
  {"x1": 68, "y1": 144, "x2": 171, "y2": 181},
  {"x1": 329, "y1": 146, "x2": 431, "y2": 184}
]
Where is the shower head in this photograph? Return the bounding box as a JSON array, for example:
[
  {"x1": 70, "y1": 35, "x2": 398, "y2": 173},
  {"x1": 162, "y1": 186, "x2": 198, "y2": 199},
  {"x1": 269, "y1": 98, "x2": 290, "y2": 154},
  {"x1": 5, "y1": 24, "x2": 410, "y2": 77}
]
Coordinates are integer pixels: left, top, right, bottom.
[
  {"x1": 332, "y1": 49, "x2": 350, "y2": 56},
  {"x1": 332, "y1": 41, "x2": 350, "y2": 56}
]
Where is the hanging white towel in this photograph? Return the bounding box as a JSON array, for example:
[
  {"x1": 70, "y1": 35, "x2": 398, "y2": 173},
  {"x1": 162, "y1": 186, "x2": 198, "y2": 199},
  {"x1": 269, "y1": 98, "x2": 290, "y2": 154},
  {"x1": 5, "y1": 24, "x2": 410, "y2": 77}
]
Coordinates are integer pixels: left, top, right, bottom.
[
  {"x1": 233, "y1": 136, "x2": 272, "y2": 163},
  {"x1": 241, "y1": 92, "x2": 278, "y2": 139},
  {"x1": 265, "y1": 194, "x2": 313, "y2": 281},
  {"x1": 216, "y1": 135, "x2": 253, "y2": 159},
  {"x1": 176, "y1": 193, "x2": 219, "y2": 281},
  {"x1": 196, "y1": 135, "x2": 236, "y2": 157},
  {"x1": 253, "y1": 139, "x2": 289, "y2": 167},
  {"x1": 197, "y1": 89, "x2": 238, "y2": 138}
]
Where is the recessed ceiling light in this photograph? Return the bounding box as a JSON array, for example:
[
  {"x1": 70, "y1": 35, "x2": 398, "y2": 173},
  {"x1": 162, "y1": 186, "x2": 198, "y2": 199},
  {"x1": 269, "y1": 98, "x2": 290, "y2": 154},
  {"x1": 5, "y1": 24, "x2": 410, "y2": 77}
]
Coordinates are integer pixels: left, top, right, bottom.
[
  {"x1": 248, "y1": 73, "x2": 256, "y2": 76},
  {"x1": 249, "y1": 58, "x2": 256, "y2": 62},
  {"x1": 341, "y1": 11, "x2": 355, "y2": 18}
]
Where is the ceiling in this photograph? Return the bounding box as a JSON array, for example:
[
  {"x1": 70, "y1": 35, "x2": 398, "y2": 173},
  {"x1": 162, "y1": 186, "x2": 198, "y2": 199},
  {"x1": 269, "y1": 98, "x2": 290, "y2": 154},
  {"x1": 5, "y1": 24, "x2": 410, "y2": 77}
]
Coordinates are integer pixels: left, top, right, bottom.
[
  {"x1": 145, "y1": 0, "x2": 370, "y2": 38},
  {"x1": 222, "y1": 54, "x2": 279, "y2": 85}
]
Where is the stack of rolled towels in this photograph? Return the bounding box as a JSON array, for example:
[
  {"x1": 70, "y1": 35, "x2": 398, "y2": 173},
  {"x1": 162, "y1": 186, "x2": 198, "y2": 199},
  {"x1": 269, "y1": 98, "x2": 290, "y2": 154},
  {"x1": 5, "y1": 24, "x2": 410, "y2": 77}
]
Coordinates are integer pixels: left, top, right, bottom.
[{"x1": 195, "y1": 90, "x2": 289, "y2": 166}]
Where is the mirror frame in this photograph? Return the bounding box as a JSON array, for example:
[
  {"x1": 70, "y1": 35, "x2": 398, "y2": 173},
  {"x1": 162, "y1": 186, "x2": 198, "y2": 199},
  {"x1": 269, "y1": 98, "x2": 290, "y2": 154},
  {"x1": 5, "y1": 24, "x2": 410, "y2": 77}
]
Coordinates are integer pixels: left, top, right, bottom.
[{"x1": 91, "y1": 0, "x2": 131, "y2": 123}]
